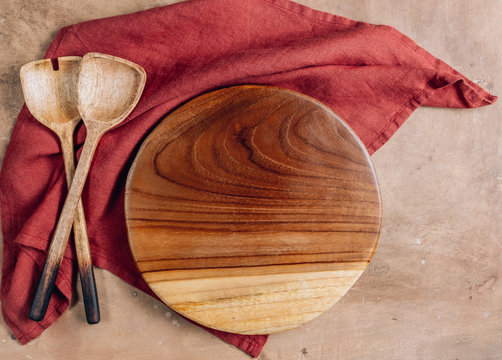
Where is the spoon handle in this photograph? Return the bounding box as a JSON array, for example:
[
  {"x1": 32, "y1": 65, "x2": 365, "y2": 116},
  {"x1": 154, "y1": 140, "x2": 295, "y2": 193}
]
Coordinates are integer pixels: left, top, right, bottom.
[
  {"x1": 60, "y1": 131, "x2": 100, "y2": 324},
  {"x1": 30, "y1": 128, "x2": 103, "y2": 322}
]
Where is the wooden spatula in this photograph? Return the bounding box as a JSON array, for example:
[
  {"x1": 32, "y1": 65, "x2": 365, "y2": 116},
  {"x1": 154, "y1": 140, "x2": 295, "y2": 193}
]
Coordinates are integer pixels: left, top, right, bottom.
[
  {"x1": 29, "y1": 53, "x2": 146, "y2": 322},
  {"x1": 20, "y1": 56, "x2": 100, "y2": 324}
]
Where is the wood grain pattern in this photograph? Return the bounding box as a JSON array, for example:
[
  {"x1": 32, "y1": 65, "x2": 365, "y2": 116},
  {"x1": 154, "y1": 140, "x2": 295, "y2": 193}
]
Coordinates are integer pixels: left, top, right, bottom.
[
  {"x1": 29, "y1": 53, "x2": 146, "y2": 322},
  {"x1": 126, "y1": 86, "x2": 381, "y2": 334},
  {"x1": 20, "y1": 56, "x2": 99, "y2": 324}
]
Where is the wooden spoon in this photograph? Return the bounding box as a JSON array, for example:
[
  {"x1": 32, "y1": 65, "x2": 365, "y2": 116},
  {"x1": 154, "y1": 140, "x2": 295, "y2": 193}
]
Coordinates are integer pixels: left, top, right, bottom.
[
  {"x1": 20, "y1": 56, "x2": 100, "y2": 324},
  {"x1": 29, "y1": 53, "x2": 147, "y2": 321}
]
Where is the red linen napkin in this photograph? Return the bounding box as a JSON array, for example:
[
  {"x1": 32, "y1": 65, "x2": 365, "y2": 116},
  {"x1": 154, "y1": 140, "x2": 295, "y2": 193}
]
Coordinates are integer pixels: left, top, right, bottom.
[{"x1": 0, "y1": 0, "x2": 496, "y2": 357}]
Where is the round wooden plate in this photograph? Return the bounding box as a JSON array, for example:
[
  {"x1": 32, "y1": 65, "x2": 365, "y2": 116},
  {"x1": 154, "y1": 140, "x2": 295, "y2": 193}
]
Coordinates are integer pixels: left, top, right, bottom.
[{"x1": 125, "y1": 86, "x2": 381, "y2": 334}]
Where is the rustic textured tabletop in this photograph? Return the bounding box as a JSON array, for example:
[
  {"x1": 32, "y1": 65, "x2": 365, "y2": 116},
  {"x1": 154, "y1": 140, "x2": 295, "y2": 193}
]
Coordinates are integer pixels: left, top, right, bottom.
[{"x1": 1, "y1": 1, "x2": 501, "y2": 359}]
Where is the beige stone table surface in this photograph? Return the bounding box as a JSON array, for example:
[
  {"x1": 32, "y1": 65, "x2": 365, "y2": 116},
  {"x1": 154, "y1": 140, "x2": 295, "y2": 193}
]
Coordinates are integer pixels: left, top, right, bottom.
[{"x1": 0, "y1": 1, "x2": 500, "y2": 359}]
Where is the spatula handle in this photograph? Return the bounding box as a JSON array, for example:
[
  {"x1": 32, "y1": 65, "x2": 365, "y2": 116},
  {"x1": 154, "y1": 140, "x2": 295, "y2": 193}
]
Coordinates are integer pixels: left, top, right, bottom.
[
  {"x1": 60, "y1": 133, "x2": 100, "y2": 324},
  {"x1": 30, "y1": 129, "x2": 102, "y2": 322}
]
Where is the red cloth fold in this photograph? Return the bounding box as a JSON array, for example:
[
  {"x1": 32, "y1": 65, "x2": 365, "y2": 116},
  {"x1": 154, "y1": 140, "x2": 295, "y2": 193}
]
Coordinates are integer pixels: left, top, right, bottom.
[{"x1": 0, "y1": 0, "x2": 496, "y2": 357}]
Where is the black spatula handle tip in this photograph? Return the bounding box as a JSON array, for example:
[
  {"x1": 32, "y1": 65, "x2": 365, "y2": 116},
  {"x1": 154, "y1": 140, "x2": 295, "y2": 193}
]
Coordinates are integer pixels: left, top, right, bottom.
[{"x1": 79, "y1": 263, "x2": 100, "y2": 324}]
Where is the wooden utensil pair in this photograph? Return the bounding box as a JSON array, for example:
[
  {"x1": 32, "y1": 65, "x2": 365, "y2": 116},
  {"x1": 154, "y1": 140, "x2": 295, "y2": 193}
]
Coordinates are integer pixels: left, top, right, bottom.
[{"x1": 20, "y1": 53, "x2": 146, "y2": 323}]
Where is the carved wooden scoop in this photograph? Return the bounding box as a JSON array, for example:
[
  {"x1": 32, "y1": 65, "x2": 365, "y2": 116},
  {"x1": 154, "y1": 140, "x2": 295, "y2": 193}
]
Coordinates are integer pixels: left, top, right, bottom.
[
  {"x1": 20, "y1": 56, "x2": 100, "y2": 324},
  {"x1": 29, "y1": 53, "x2": 146, "y2": 321}
]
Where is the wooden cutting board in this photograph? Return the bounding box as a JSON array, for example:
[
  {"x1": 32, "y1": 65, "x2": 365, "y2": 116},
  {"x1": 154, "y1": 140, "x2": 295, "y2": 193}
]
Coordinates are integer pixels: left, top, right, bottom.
[{"x1": 125, "y1": 86, "x2": 381, "y2": 334}]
